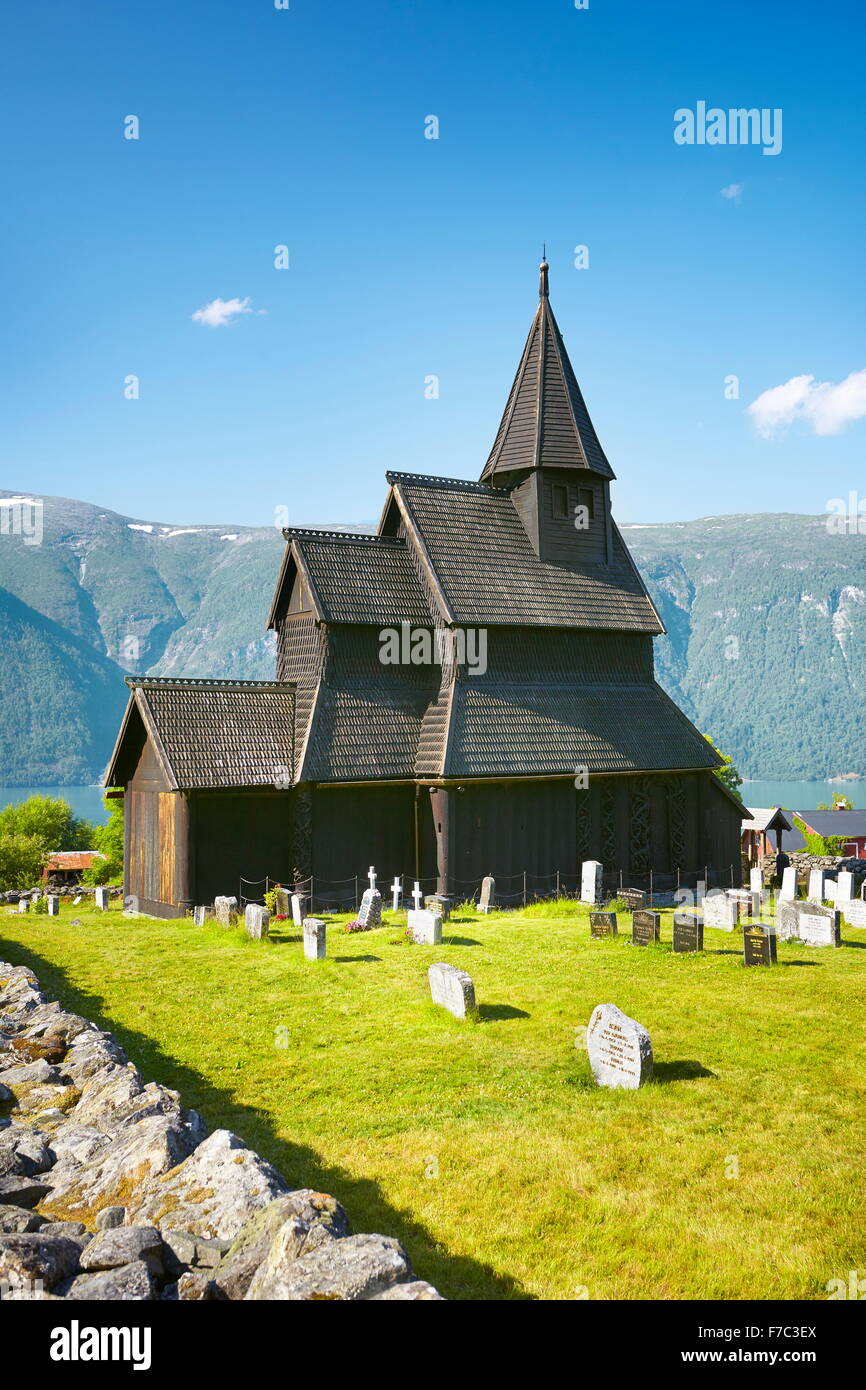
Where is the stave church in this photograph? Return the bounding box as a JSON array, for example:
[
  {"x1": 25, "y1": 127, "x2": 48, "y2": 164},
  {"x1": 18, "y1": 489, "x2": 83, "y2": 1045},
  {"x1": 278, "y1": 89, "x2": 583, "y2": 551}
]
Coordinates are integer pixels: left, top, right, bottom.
[{"x1": 106, "y1": 260, "x2": 743, "y2": 916}]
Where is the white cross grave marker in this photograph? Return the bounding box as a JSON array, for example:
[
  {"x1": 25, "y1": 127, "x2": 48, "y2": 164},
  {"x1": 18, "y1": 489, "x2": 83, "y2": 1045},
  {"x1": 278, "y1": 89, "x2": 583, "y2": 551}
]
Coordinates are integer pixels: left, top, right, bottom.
[
  {"x1": 368, "y1": 866, "x2": 377, "y2": 891},
  {"x1": 391, "y1": 876, "x2": 402, "y2": 911},
  {"x1": 412, "y1": 881, "x2": 424, "y2": 911}
]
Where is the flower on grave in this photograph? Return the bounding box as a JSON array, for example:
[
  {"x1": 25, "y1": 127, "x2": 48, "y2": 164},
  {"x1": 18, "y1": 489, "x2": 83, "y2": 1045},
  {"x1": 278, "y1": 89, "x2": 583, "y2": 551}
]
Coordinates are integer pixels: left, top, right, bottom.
[{"x1": 343, "y1": 919, "x2": 371, "y2": 934}]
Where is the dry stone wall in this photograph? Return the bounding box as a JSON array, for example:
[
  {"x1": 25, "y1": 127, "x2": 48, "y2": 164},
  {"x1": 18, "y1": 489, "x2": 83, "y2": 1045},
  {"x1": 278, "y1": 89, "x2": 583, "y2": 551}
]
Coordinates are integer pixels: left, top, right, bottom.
[{"x1": 0, "y1": 961, "x2": 442, "y2": 1301}]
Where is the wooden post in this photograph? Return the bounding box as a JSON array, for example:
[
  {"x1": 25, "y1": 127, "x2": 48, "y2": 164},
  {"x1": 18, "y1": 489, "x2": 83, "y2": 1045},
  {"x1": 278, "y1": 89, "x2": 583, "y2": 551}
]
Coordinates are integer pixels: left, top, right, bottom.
[
  {"x1": 176, "y1": 791, "x2": 193, "y2": 916},
  {"x1": 431, "y1": 786, "x2": 451, "y2": 896},
  {"x1": 523, "y1": 870, "x2": 527, "y2": 906}
]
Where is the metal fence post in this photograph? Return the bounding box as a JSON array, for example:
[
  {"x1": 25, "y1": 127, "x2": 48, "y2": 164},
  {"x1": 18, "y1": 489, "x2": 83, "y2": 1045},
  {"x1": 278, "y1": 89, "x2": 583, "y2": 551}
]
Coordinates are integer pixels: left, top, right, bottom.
[{"x1": 523, "y1": 871, "x2": 527, "y2": 906}]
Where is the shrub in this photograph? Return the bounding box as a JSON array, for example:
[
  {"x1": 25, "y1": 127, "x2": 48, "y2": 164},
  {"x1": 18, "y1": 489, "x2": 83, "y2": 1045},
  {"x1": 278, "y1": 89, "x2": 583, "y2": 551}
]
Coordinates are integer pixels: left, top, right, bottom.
[
  {"x1": 81, "y1": 795, "x2": 124, "y2": 885},
  {"x1": 0, "y1": 833, "x2": 45, "y2": 890}
]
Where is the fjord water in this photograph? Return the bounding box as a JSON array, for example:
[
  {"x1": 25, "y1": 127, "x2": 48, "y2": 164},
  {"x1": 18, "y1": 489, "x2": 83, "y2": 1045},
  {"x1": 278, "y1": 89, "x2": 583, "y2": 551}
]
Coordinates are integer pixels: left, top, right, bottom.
[{"x1": 0, "y1": 785, "x2": 110, "y2": 824}]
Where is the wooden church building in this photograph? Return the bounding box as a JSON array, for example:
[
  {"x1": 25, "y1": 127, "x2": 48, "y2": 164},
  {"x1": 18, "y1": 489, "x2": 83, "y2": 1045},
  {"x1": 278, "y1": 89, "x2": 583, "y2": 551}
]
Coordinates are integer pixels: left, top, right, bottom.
[{"x1": 106, "y1": 261, "x2": 743, "y2": 915}]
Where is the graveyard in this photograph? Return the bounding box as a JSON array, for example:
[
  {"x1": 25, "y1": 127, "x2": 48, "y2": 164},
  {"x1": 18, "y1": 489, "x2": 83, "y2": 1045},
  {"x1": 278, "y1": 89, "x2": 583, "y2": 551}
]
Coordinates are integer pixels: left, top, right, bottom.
[{"x1": 3, "y1": 891, "x2": 863, "y2": 1301}]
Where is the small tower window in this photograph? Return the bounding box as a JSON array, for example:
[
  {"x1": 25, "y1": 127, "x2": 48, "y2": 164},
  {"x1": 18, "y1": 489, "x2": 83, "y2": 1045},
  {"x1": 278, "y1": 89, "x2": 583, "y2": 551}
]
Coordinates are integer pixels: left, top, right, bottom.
[
  {"x1": 552, "y1": 484, "x2": 569, "y2": 519},
  {"x1": 577, "y1": 487, "x2": 595, "y2": 520}
]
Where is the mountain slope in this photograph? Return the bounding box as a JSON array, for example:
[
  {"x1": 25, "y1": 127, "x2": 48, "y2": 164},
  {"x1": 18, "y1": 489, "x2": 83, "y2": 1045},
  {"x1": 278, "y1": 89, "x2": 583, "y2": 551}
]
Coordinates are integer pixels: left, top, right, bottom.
[{"x1": 1, "y1": 492, "x2": 864, "y2": 784}]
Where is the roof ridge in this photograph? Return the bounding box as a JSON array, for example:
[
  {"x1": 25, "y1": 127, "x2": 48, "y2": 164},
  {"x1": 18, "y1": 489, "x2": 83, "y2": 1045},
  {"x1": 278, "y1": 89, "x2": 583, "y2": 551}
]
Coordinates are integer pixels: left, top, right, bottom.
[
  {"x1": 387, "y1": 471, "x2": 504, "y2": 494},
  {"x1": 283, "y1": 527, "x2": 400, "y2": 546},
  {"x1": 126, "y1": 677, "x2": 295, "y2": 691}
]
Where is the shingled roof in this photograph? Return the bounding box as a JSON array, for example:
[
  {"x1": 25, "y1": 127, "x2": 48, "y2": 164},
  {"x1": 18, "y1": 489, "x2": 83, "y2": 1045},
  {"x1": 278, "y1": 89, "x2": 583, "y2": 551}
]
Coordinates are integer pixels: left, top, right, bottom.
[
  {"x1": 106, "y1": 678, "x2": 295, "y2": 789},
  {"x1": 267, "y1": 530, "x2": 430, "y2": 628},
  {"x1": 384, "y1": 473, "x2": 662, "y2": 632},
  {"x1": 480, "y1": 259, "x2": 615, "y2": 484}
]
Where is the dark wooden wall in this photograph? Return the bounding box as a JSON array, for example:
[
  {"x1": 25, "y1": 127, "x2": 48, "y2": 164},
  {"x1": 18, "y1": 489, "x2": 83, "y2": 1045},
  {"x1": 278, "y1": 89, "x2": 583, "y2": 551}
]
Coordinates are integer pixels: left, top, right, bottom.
[
  {"x1": 192, "y1": 789, "x2": 293, "y2": 906},
  {"x1": 126, "y1": 736, "x2": 179, "y2": 916},
  {"x1": 311, "y1": 783, "x2": 417, "y2": 888}
]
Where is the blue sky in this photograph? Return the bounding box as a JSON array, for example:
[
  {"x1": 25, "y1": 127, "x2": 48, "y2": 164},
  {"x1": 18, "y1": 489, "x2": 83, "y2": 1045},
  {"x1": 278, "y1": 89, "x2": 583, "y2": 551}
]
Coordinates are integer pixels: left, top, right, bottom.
[{"x1": 1, "y1": 0, "x2": 864, "y2": 527}]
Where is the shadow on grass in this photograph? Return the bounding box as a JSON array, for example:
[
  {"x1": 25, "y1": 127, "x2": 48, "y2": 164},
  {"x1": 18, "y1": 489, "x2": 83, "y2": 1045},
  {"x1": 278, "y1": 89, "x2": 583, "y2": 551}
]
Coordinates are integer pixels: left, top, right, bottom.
[
  {"x1": 478, "y1": 1003, "x2": 530, "y2": 1022},
  {"x1": 443, "y1": 936, "x2": 482, "y2": 947},
  {"x1": 0, "y1": 933, "x2": 528, "y2": 1301},
  {"x1": 331, "y1": 955, "x2": 381, "y2": 964},
  {"x1": 653, "y1": 1060, "x2": 717, "y2": 1083}
]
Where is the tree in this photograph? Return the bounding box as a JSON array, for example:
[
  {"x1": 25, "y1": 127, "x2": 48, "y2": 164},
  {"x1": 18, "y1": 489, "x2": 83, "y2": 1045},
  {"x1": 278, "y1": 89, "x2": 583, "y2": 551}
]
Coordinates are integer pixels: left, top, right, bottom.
[
  {"x1": 817, "y1": 796, "x2": 854, "y2": 810},
  {"x1": 0, "y1": 795, "x2": 93, "y2": 854},
  {"x1": 0, "y1": 833, "x2": 45, "y2": 890},
  {"x1": 82, "y1": 794, "x2": 124, "y2": 885},
  {"x1": 704, "y1": 734, "x2": 744, "y2": 802}
]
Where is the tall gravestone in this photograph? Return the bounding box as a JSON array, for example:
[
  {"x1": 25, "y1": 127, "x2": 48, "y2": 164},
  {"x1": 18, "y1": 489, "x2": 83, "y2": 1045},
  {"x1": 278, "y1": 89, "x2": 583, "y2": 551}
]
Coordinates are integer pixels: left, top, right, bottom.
[
  {"x1": 749, "y1": 867, "x2": 763, "y2": 895},
  {"x1": 703, "y1": 892, "x2": 737, "y2": 931},
  {"x1": 274, "y1": 887, "x2": 290, "y2": 917},
  {"x1": 302, "y1": 917, "x2": 327, "y2": 960},
  {"x1": 632, "y1": 909, "x2": 661, "y2": 946},
  {"x1": 743, "y1": 923, "x2": 777, "y2": 966},
  {"x1": 428, "y1": 962, "x2": 477, "y2": 1020},
  {"x1": 47, "y1": 895, "x2": 59, "y2": 917},
  {"x1": 193, "y1": 906, "x2": 206, "y2": 927},
  {"x1": 245, "y1": 904, "x2": 270, "y2": 940},
  {"x1": 580, "y1": 860, "x2": 603, "y2": 906},
  {"x1": 478, "y1": 876, "x2": 495, "y2": 913},
  {"x1": 590, "y1": 911, "x2": 617, "y2": 938},
  {"x1": 586, "y1": 1003, "x2": 653, "y2": 1090},
  {"x1": 214, "y1": 896, "x2": 238, "y2": 927},
  {"x1": 836, "y1": 870, "x2": 853, "y2": 903},
  {"x1": 357, "y1": 888, "x2": 382, "y2": 929},
  {"x1": 672, "y1": 911, "x2": 704, "y2": 953},
  {"x1": 390, "y1": 877, "x2": 402, "y2": 912},
  {"x1": 779, "y1": 866, "x2": 797, "y2": 901},
  {"x1": 95, "y1": 887, "x2": 109, "y2": 911},
  {"x1": 807, "y1": 869, "x2": 825, "y2": 902}
]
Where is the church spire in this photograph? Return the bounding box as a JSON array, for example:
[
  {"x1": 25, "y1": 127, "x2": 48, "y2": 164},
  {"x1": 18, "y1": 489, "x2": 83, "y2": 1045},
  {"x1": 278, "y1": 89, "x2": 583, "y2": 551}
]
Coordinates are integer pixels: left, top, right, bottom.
[{"x1": 480, "y1": 258, "x2": 615, "y2": 486}]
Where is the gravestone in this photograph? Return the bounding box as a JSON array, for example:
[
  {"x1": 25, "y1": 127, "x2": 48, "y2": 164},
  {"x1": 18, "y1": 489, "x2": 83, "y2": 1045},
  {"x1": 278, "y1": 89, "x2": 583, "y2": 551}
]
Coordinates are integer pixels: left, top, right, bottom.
[
  {"x1": 750, "y1": 867, "x2": 763, "y2": 895},
  {"x1": 428, "y1": 962, "x2": 477, "y2": 1020},
  {"x1": 73, "y1": 895, "x2": 83, "y2": 906},
  {"x1": 586, "y1": 1003, "x2": 653, "y2": 1090},
  {"x1": 798, "y1": 906, "x2": 841, "y2": 947},
  {"x1": 779, "y1": 866, "x2": 797, "y2": 902},
  {"x1": 17, "y1": 898, "x2": 29, "y2": 914},
  {"x1": 727, "y1": 889, "x2": 752, "y2": 920},
  {"x1": 193, "y1": 906, "x2": 206, "y2": 927},
  {"x1": 411, "y1": 882, "x2": 424, "y2": 912},
  {"x1": 841, "y1": 897, "x2": 866, "y2": 927},
  {"x1": 836, "y1": 870, "x2": 853, "y2": 903},
  {"x1": 244, "y1": 904, "x2": 270, "y2": 940},
  {"x1": 672, "y1": 912, "x2": 704, "y2": 953},
  {"x1": 631, "y1": 909, "x2": 661, "y2": 946},
  {"x1": 589, "y1": 911, "x2": 617, "y2": 939},
  {"x1": 825, "y1": 878, "x2": 838, "y2": 902},
  {"x1": 274, "y1": 887, "x2": 290, "y2": 918},
  {"x1": 95, "y1": 887, "x2": 109, "y2": 911},
  {"x1": 408, "y1": 909, "x2": 442, "y2": 945},
  {"x1": 620, "y1": 887, "x2": 646, "y2": 911},
  {"x1": 580, "y1": 860, "x2": 603, "y2": 906},
  {"x1": 425, "y1": 895, "x2": 451, "y2": 921},
  {"x1": 214, "y1": 896, "x2": 238, "y2": 927},
  {"x1": 47, "y1": 895, "x2": 59, "y2": 917},
  {"x1": 357, "y1": 888, "x2": 382, "y2": 929},
  {"x1": 743, "y1": 923, "x2": 777, "y2": 966},
  {"x1": 696, "y1": 880, "x2": 707, "y2": 906},
  {"x1": 290, "y1": 894, "x2": 303, "y2": 927},
  {"x1": 478, "y1": 876, "x2": 495, "y2": 913},
  {"x1": 807, "y1": 869, "x2": 825, "y2": 902},
  {"x1": 777, "y1": 900, "x2": 801, "y2": 941},
  {"x1": 302, "y1": 917, "x2": 327, "y2": 960},
  {"x1": 390, "y1": 877, "x2": 402, "y2": 912},
  {"x1": 703, "y1": 892, "x2": 737, "y2": 931}
]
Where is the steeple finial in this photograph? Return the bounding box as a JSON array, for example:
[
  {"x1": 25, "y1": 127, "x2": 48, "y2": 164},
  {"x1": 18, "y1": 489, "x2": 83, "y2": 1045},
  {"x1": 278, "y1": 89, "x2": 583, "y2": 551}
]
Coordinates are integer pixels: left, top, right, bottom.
[{"x1": 539, "y1": 248, "x2": 549, "y2": 298}]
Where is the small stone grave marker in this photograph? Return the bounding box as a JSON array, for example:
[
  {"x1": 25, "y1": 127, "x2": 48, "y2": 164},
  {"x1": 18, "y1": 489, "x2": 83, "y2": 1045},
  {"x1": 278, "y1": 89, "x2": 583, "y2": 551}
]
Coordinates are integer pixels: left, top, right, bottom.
[
  {"x1": 390, "y1": 877, "x2": 402, "y2": 912},
  {"x1": 290, "y1": 894, "x2": 303, "y2": 927},
  {"x1": 17, "y1": 898, "x2": 29, "y2": 914},
  {"x1": 193, "y1": 906, "x2": 206, "y2": 927},
  {"x1": 302, "y1": 917, "x2": 326, "y2": 960},
  {"x1": 478, "y1": 875, "x2": 495, "y2": 913},
  {"x1": 672, "y1": 912, "x2": 704, "y2": 953},
  {"x1": 842, "y1": 898, "x2": 866, "y2": 928},
  {"x1": 408, "y1": 909, "x2": 442, "y2": 945},
  {"x1": 586, "y1": 1003, "x2": 653, "y2": 1090},
  {"x1": 779, "y1": 866, "x2": 797, "y2": 902},
  {"x1": 46, "y1": 895, "x2": 59, "y2": 917},
  {"x1": 620, "y1": 887, "x2": 646, "y2": 911},
  {"x1": 743, "y1": 923, "x2": 777, "y2": 967},
  {"x1": 245, "y1": 904, "x2": 270, "y2": 941},
  {"x1": 428, "y1": 962, "x2": 476, "y2": 1020},
  {"x1": 807, "y1": 869, "x2": 825, "y2": 901},
  {"x1": 581, "y1": 860, "x2": 603, "y2": 905},
  {"x1": 73, "y1": 895, "x2": 83, "y2": 906},
  {"x1": 703, "y1": 892, "x2": 737, "y2": 931},
  {"x1": 590, "y1": 911, "x2": 617, "y2": 939},
  {"x1": 358, "y1": 888, "x2": 382, "y2": 929},
  {"x1": 836, "y1": 870, "x2": 854, "y2": 903},
  {"x1": 631, "y1": 909, "x2": 661, "y2": 946},
  {"x1": 799, "y1": 907, "x2": 841, "y2": 948},
  {"x1": 274, "y1": 887, "x2": 289, "y2": 917},
  {"x1": 214, "y1": 896, "x2": 237, "y2": 927},
  {"x1": 95, "y1": 887, "x2": 109, "y2": 911},
  {"x1": 425, "y1": 895, "x2": 451, "y2": 921},
  {"x1": 749, "y1": 867, "x2": 763, "y2": 895}
]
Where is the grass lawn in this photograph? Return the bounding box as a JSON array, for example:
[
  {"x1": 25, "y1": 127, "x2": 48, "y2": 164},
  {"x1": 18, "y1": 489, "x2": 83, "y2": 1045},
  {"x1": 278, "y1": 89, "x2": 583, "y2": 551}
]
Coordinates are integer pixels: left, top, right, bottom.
[{"x1": 2, "y1": 897, "x2": 864, "y2": 1301}]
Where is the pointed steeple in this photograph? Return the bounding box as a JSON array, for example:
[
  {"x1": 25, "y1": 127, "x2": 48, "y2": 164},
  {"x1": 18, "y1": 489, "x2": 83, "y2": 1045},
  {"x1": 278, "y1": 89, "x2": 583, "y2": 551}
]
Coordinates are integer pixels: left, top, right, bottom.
[{"x1": 480, "y1": 259, "x2": 615, "y2": 485}]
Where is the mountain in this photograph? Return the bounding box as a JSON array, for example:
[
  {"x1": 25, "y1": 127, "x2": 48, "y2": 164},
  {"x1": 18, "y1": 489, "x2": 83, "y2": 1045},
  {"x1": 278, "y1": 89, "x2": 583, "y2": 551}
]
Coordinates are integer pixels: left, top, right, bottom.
[{"x1": 1, "y1": 492, "x2": 864, "y2": 784}]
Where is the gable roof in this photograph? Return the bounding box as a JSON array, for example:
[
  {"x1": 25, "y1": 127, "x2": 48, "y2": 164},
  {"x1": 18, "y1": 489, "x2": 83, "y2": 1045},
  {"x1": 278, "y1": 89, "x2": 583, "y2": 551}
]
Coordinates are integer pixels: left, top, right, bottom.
[
  {"x1": 481, "y1": 259, "x2": 615, "y2": 484},
  {"x1": 105, "y1": 678, "x2": 295, "y2": 790},
  {"x1": 742, "y1": 807, "x2": 794, "y2": 834},
  {"x1": 267, "y1": 530, "x2": 431, "y2": 629},
  {"x1": 384, "y1": 473, "x2": 663, "y2": 632}
]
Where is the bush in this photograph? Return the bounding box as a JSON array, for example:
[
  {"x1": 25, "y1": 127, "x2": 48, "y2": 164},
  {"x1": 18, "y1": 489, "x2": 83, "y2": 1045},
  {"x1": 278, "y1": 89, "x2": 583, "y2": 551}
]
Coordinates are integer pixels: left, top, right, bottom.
[
  {"x1": 81, "y1": 794, "x2": 124, "y2": 885},
  {"x1": 0, "y1": 833, "x2": 45, "y2": 890},
  {"x1": 0, "y1": 795, "x2": 93, "y2": 853}
]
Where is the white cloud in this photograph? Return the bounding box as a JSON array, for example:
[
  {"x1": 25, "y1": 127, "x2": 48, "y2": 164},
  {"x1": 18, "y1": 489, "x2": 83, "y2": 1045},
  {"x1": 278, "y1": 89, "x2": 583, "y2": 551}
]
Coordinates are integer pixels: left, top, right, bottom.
[
  {"x1": 721, "y1": 183, "x2": 743, "y2": 202},
  {"x1": 191, "y1": 296, "x2": 253, "y2": 328},
  {"x1": 748, "y1": 369, "x2": 866, "y2": 438}
]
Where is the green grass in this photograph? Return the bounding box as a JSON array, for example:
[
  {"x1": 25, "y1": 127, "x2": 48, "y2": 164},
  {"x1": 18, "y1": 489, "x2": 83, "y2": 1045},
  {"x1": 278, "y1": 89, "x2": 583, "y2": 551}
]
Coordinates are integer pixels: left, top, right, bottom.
[{"x1": 2, "y1": 898, "x2": 864, "y2": 1301}]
